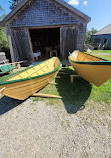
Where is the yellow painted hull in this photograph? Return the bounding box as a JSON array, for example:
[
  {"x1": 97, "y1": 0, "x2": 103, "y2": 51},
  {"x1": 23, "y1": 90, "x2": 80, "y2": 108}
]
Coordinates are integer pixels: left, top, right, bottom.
[
  {"x1": 69, "y1": 51, "x2": 111, "y2": 87},
  {"x1": 0, "y1": 57, "x2": 60, "y2": 100}
]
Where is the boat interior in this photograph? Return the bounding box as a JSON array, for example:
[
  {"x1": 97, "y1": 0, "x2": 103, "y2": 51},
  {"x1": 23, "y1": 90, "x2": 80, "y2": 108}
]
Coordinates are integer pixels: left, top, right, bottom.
[
  {"x1": 7, "y1": 57, "x2": 59, "y2": 81},
  {"x1": 70, "y1": 51, "x2": 104, "y2": 62}
]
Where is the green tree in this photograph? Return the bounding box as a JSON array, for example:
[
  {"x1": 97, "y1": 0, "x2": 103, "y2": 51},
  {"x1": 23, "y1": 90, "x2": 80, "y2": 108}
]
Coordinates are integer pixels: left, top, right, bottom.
[
  {"x1": 0, "y1": 6, "x2": 10, "y2": 59},
  {"x1": 9, "y1": 0, "x2": 22, "y2": 9},
  {"x1": 85, "y1": 28, "x2": 98, "y2": 44},
  {"x1": 0, "y1": 5, "x2": 5, "y2": 12},
  {"x1": 0, "y1": 27, "x2": 9, "y2": 52},
  {"x1": 0, "y1": 5, "x2": 6, "y2": 20}
]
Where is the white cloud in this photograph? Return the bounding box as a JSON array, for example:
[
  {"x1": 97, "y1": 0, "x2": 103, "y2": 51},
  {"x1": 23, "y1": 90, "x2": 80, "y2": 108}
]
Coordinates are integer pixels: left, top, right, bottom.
[
  {"x1": 83, "y1": 1, "x2": 88, "y2": 6},
  {"x1": 68, "y1": 0, "x2": 79, "y2": 6}
]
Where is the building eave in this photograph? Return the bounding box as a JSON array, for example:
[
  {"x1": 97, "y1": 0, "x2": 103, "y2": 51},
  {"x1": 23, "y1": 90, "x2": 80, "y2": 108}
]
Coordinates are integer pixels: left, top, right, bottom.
[
  {"x1": 93, "y1": 33, "x2": 111, "y2": 36},
  {"x1": 0, "y1": 0, "x2": 29, "y2": 26},
  {"x1": 55, "y1": 0, "x2": 91, "y2": 23}
]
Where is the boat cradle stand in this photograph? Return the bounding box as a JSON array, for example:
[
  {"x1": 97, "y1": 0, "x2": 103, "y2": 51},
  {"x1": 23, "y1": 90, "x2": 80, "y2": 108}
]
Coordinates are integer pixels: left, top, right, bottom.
[{"x1": 70, "y1": 75, "x2": 80, "y2": 84}]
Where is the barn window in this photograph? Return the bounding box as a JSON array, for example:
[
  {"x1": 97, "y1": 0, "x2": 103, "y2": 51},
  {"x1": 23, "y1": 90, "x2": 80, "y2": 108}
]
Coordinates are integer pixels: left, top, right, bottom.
[{"x1": 94, "y1": 38, "x2": 100, "y2": 43}]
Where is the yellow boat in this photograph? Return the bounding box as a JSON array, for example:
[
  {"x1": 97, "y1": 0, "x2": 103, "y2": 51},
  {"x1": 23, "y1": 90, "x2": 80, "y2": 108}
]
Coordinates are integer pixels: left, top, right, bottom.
[
  {"x1": 69, "y1": 51, "x2": 111, "y2": 87},
  {"x1": 0, "y1": 57, "x2": 60, "y2": 100}
]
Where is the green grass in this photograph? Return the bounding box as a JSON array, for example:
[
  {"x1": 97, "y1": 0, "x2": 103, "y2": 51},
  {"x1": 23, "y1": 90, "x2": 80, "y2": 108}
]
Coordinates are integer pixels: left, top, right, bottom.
[
  {"x1": 86, "y1": 50, "x2": 111, "y2": 104},
  {"x1": 33, "y1": 50, "x2": 111, "y2": 113},
  {"x1": 87, "y1": 50, "x2": 111, "y2": 60},
  {"x1": 93, "y1": 50, "x2": 111, "y2": 54},
  {"x1": 89, "y1": 80, "x2": 111, "y2": 104}
]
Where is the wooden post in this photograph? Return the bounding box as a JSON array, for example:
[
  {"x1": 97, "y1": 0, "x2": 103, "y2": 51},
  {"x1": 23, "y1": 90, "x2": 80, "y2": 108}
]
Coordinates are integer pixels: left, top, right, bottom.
[
  {"x1": 8, "y1": 35, "x2": 15, "y2": 62},
  {"x1": 70, "y1": 75, "x2": 80, "y2": 83}
]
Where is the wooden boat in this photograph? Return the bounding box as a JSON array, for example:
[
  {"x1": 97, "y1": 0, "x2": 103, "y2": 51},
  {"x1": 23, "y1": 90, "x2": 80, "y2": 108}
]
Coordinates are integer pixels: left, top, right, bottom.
[
  {"x1": 0, "y1": 57, "x2": 60, "y2": 100},
  {"x1": 0, "y1": 60, "x2": 27, "y2": 76},
  {"x1": 69, "y1": 51, "x2": 111, "y2": 87},
  {"x1": 0, "y1": 64, "x2": 13, "y2": 75}
]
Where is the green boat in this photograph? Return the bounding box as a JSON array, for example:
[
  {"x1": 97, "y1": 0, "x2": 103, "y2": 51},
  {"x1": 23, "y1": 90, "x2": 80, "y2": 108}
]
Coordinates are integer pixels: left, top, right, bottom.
[{"x1": 0, "y1": 64, "x2": 13, "y2": 75}]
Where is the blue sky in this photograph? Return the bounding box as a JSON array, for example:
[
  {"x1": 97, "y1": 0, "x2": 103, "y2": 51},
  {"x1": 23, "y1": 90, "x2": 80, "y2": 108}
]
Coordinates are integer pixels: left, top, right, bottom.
[{"x1": 0, "y1": 0, "x2": 111, "y2": 31}]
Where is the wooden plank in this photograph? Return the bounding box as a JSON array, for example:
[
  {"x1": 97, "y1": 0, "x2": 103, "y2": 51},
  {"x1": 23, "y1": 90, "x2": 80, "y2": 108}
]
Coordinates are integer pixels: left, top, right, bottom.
[
  {"x1": 70, "y1": 75, "x2": 80, "y2": 77},
  {"x1": 3, "y1": 60, "x2": 27, "y2": 69},
  {"x1": 49, "y1": 82, "x2": 58, "y2": 85},
  {"x1": 70, "y1": 75, "x2": 80, "y2": 83},
  {"x1": 9, "y1": 23, "x2": 81, "y2": 29},
  {"x1": 7, "y1": 35, "x2": 15, "y2": 62},
  {"x1": 8, "y1": 27, "x2": 20, "y2": 62},
  {"x1": 32, "y1": 93, "x2": 62, "y2": 98},
  {"x1": 27, "y1": 29, "x2": 34, "y2": 61},
  {"x1": 11, "y1": 28, "x2": 33, "y2": 64},
  {"x1": 59, "y1": 69, "x2": 66, "y2": 71},
  {"x1": 0, "y1": 87, "x2": 6, "y2": 93},
  {"x1": 11, "y1": 60, "x2": 27, "y2": 64},
  {"x1": 60, "y1": 26, "x2": 78, "y2": 65},
  {"x1": 58, "y1": 72, "x2": 67, "y2": 74},
  {"x1": 54, "y1": 76, "x2": 60, "y2": 79},
  {"x1": 0, "y1": 60, "x2": 9, "y2": 64}
]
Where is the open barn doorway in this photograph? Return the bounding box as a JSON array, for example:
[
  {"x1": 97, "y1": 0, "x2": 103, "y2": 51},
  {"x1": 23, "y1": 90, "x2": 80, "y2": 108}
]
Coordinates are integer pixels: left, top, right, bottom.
[{"x1": 29, "y1": 27, "x2": 60, "y2": 62}]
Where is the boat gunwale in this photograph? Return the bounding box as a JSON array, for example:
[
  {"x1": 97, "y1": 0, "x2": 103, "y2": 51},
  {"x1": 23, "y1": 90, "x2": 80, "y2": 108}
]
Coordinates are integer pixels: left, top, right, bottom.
[
  {"x1": 69, "y1": 51, "x2": 111, "y2": 65},
  {"x1": 0, "y1": 57, "x2": 61, "y2": 86}
]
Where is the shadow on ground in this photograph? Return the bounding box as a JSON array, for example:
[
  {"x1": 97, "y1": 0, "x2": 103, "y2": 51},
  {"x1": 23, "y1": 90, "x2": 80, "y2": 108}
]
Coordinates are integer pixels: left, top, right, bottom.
[
  {"x1": 56, "y1": 67, "x2": 92, "y2": 114},
  {"x1": 0, "y1": 96, "x2": 24, "y2": 115}
]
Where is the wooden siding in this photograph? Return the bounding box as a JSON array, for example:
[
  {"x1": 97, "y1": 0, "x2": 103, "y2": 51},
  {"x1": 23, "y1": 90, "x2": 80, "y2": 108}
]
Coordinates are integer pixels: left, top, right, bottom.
[
  {"x1": 7, "y1": 0, "x2": 85, "y2": 27},
  {"x1": 4, "y1": 0, "x2": 87, "y2": 64},
  {"x1": 7, "y1": 27, "x2": 33, "y2": 63},
  {"x1": 91, "y1": 34, "x2": 111, "y2": 50},
  {"x1": 77, "y1": 23, "x2": 86, "y2": 51},
  {"x1": 60, "y1": 26, "x2": 78, "y2": 65}
]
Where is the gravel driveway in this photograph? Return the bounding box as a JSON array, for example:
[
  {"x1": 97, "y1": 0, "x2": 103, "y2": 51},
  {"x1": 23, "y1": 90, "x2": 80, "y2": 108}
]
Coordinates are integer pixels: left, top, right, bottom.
[{"x1": 0, "y1": 95, "x2": 111, "y2": 158}]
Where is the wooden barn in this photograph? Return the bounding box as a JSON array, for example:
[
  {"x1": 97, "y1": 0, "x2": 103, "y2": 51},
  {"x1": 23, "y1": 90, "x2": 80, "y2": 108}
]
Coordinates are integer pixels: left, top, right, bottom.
[
  {"x1": 0, "y1": 0, "x2": 91, "y2": 65},
  {"x1": 91, "y1": 24, "x2": 111, "y2": 50}
]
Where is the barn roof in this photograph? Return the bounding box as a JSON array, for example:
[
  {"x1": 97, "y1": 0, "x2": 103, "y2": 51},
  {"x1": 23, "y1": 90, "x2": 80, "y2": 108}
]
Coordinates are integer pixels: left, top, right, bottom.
[
  {"x1": 94, "y1": 24, "x2": 111, "y2": 35},
  {"x1": 0, "y1": 0, "x2": 91, "y2": 26}
]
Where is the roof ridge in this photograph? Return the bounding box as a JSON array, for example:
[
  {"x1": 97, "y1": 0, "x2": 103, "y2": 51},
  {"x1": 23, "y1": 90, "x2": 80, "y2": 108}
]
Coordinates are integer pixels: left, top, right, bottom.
[
  {"x1": 94, "y1": 24, "x2": 111, "y2": 35},
  {"x1": 98, "y1": 24, "x2": 111, "y2": 32}
]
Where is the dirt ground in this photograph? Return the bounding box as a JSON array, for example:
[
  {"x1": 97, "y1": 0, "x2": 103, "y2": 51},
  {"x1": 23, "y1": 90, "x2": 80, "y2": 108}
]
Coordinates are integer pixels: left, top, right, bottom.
[{"x1": 0, "y1": 95, "x2": 111, "y2": 158}]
